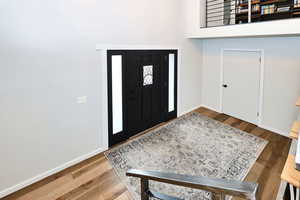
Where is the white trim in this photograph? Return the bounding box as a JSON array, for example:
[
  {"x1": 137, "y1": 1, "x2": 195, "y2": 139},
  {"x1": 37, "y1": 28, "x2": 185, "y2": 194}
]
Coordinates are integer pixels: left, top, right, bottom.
[
  {"x1": 290, "y1": 184, "x2": 295, "y2": 200},
  {"x1": 219, "y1": 48, "x2": 264, "y2": 126},
  {"x1": 187, "y1": 17, "x2": 300, "y2": 39},
  {"x1": 177, "y1": 48, "x2": 182, "y2": 116},
  {"x1": 258, "y1": 50, "x2": 265, "y2": 126},
  {"x1": 276, "y1": 181, "x2": 288, "y2": 200},
  {"x1": 199, "y1": 104, "x2": 289, "y2": 137},
  {"x1": 100, "y1": 49, "x2": 109, "y2": 150},
  {"x1": 219, "y1": 48, "x2": 224, "y2": 112},
  {"x1": 200, "y1": 104, "x2": 220, "y2": 113},
  {"x1": 96, "y1": 44, "x2": 180, "y2": 51},
  {"x1": 0, "y1": 148, "x2": 105, "y2": 198},
  {"x1": 259, "y1": 124, "x2": 288, "y2": 137},
  {"x1": 179, "y1": 104, "x2": 202, "y2": 116}
]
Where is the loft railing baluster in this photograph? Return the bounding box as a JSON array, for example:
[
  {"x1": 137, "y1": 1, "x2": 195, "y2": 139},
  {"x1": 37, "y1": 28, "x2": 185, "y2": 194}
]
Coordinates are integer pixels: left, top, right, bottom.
[
  {"x1": 206, "y1": 0, "x2": 208, "y2": 27},
  {"x1": 248, "y1": 0, "x2": 252, "y2": 23},
  {"x1": 235, "y1": 0, "x2": 237, "y2": 24}
]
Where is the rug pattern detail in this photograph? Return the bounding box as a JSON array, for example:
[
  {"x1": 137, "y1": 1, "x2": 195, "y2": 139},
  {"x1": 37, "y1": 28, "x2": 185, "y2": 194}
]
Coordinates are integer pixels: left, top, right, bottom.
[{"x1": 105, "y1": 112, "x2": 268, "y2": 200}]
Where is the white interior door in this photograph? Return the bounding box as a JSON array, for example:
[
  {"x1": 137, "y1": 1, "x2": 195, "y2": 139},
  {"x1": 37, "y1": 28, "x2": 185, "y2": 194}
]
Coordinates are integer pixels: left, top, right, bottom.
[{"x1": 222, "y1": 50, "x2": 261, "y2": 124}]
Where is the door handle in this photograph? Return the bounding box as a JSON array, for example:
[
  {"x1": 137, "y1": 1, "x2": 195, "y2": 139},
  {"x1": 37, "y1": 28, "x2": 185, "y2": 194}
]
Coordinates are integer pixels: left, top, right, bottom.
[{"x1": 222, "y1": 84, "x2": 228, "y2": 88}]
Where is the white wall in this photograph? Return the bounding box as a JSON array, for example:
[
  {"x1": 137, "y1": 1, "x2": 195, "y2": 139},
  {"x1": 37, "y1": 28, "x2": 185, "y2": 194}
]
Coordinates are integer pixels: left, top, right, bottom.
[
  {"x1": 0, "y1": 0, "x2": 202, "y2": 197},
  {"x1": 202, "y1": 37, "x2": 300, "y2": 136}
]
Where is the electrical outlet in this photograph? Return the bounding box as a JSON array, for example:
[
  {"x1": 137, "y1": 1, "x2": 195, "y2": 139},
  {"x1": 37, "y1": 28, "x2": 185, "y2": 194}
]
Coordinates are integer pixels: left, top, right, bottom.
[{"x1": 77, "y1": 96, "x2": 87, "y2": 104}]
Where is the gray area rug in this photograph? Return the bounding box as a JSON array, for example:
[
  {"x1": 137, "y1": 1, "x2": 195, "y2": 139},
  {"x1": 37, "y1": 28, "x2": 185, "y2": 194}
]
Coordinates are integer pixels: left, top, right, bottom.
[{"x1": 105, "y1": 112, "x2": 268, "y2": 200}]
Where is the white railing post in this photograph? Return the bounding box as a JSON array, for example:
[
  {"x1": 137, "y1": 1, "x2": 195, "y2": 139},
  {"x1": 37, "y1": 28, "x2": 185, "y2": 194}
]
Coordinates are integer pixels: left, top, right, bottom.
[
  {"x1": 289, "y1": 184, "x2": 295, "y2": 200},
  {"x1": 248, "y1": 0, "x2": 252, "y2": 23}
]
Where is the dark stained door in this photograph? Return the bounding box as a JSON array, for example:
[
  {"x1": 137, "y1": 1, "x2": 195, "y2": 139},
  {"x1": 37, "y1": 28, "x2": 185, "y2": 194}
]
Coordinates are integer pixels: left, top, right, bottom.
[
  {"x1": 125, "y1": 51, "x2": 167, "y2": 137},
  {"x1": 107, "y1": 50, "x2": 177, "y2": 147}
]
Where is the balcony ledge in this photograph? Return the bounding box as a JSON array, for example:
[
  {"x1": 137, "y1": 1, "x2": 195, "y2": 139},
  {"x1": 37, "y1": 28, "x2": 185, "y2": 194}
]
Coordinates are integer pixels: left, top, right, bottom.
[{"x1": 187, "y1": 18, "x2": 300, "y2": 39}]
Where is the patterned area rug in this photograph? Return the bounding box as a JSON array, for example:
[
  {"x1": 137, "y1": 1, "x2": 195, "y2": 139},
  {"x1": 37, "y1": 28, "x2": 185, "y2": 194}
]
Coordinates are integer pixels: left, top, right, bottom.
[{"x1": 105, "y1": 112, "x2": 268, "y2": 200}]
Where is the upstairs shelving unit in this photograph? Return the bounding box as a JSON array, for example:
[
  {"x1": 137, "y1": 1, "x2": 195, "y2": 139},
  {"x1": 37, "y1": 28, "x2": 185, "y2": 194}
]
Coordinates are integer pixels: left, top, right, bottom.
[
  {"x1": 235, "y1": 0, "x2": 300, "y2": 24},
  {"x1": 186, "y1": 0, "x2": 300, "y2": 38},
  {"x1": 236, "y1": 0, "x2": 261, "y2": 23}
]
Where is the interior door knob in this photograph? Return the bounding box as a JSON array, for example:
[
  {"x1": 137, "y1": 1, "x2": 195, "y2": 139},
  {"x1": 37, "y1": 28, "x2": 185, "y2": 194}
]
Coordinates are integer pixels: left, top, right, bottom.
[{"x1": 222, "y1": 84, "x2": 228, "y2": 88}]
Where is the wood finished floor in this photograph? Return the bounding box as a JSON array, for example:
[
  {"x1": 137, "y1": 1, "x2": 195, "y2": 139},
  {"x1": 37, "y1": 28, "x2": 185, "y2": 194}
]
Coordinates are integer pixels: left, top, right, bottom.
[{"x1": 2, "y1": 107, "x2": 291, "y2": 200}]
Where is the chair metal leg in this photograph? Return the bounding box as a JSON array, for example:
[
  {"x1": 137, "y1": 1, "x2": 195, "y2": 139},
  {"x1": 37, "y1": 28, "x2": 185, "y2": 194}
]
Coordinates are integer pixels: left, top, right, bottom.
[
  {"x1": 290, "y1": 184, "x2": 295, "y2": 200},
  {"x1": 141, "y1": 178, "x2": 149, "y2": 200},
  {"x1": 219, "y1": 193, "x2": 226, "y2": 200}
]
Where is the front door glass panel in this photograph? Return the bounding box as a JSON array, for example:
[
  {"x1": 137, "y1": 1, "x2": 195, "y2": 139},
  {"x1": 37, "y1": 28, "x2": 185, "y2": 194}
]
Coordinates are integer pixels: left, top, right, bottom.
[{"x1": 143, "y1": 65, "x2": 153, "y2": 86}]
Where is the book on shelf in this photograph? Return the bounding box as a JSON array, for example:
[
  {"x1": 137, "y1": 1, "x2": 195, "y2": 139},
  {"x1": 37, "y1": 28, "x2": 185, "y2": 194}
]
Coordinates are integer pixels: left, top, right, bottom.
[
  {"x1": 252, "y1": 4, "x2": 260, "y2": 11},
  {"x1": 238, "y1": 0, "x2": 260, "y2": 5},
  {"x1": 294, "y1": 0, "x2": 300, "y2": 7},
  {"x1": 238, "y1": 0, "x2": 248, "y2": 4},
  {"x1": 237, "y1": 4, "x2": 260, "y2": 14},
  {"x1": 237, "y1": 7, "x2": 249, "y2": 13},
  {"x1": 277, "y1": 6, "x2": 290, "y2": 12},
  {"x1": 261, "y1": 4, "x2": 276, "y2": 14}
]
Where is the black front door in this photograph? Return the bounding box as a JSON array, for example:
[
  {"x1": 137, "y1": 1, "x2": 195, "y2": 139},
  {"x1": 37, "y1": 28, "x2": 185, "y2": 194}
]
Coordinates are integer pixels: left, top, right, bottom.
[
  {"x1": 125, "y1": 51, "x2": 167, "y2": 137},
  {"x1": 107, "y1": 50, "x2": 177, "y2": 147}
]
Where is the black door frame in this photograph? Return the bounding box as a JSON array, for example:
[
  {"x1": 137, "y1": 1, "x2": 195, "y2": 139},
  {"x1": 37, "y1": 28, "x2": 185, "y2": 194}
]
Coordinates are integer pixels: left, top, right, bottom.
[
  {"x1": 107, "y1": 49, "x2": 178, "y2": 147},
  {"x1": 107, "y1": 50, "x2": 127, "y2": 146}
]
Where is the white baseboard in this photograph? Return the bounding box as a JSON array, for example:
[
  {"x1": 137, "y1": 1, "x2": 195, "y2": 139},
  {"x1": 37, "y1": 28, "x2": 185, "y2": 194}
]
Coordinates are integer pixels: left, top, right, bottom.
[
  {"x1": 200, "y1": 104, "x2": 289, "y2": 137},
  {"x1": 0, "y1": 148, "x2": 105, "y2": 198},
  {"x1": 199, "y1": 104, "x2": 220, "y2": 113},
  {"x1": 1, "y1": 104, "x2": 203, "y2": 198},
  {"x1": 259, "y1": 124, "x2": 288, "y2": 137},
  {"x1": 179, "y1": 104, "x2": 202, "y2": 116},
  {"x1": 0, "y1": 105, "x2": 288, "y2": 198}
]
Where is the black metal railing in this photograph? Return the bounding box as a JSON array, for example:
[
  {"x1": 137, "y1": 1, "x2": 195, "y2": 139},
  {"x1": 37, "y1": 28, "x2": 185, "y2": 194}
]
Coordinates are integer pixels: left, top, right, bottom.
[
  {"x1": 127, "y1": 169, "x2": 259, "y2": 200},
  {"x1": 203, "y1": 0, "x2": 300, "y2": 28}
]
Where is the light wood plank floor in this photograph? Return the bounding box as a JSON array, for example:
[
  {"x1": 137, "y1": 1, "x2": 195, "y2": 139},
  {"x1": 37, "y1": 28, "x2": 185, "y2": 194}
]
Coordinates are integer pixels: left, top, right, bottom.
[{"x1": 2, "y1": 107, "x2": 291, "y2": 200}]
